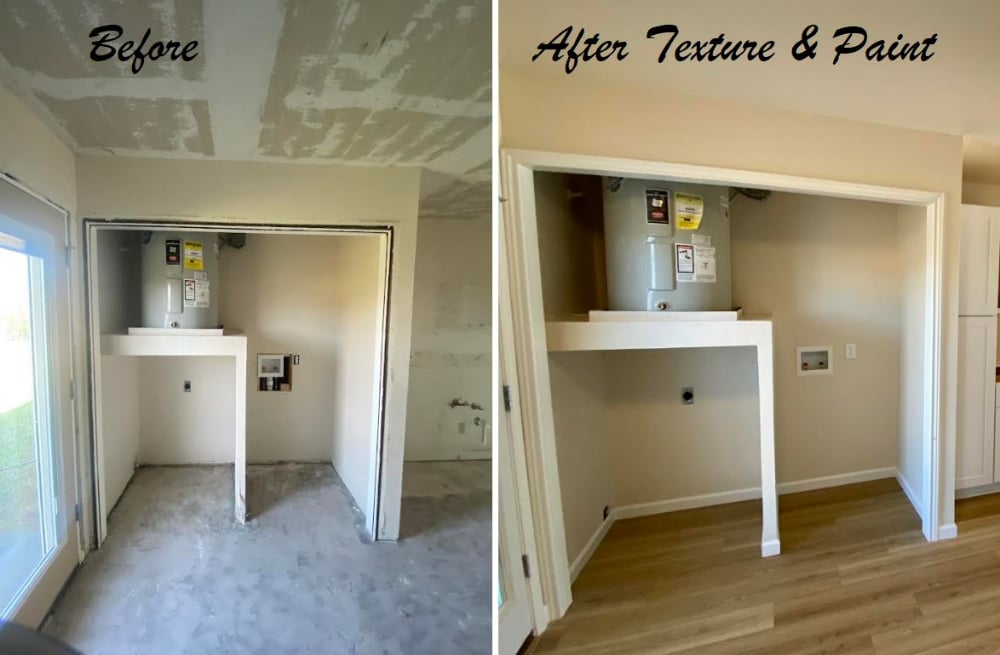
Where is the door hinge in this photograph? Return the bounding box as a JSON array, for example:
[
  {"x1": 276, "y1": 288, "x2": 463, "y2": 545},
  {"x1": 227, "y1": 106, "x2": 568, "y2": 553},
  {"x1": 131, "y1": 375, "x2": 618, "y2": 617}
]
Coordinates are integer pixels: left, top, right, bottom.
[
  {"x1": 521, "y1": 554, "x2": 531, "y2": 578},
  {"x1": 503, "y1": 385, "x2": 512, "y2": 412},
  {"x1": 74, "y1": 504, "x2": 81, "y2": 522}
]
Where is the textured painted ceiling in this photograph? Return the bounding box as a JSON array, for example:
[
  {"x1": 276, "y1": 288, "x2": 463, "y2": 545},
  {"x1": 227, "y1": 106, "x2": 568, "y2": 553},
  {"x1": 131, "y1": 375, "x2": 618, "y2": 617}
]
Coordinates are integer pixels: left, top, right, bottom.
[
  {"x1": 0, "y1": 0, "x2": 490, "y2": 218},
  {"x1": 501, "y1": 1, "x2": 1000, "y2": 141}
]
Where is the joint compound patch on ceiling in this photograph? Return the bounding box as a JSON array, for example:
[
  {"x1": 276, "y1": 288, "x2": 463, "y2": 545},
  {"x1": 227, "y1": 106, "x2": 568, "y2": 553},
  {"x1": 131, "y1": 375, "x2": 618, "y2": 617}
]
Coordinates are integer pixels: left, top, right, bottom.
[{"x1": 0, "y1": 0, "x2": 490, "y2": 217}]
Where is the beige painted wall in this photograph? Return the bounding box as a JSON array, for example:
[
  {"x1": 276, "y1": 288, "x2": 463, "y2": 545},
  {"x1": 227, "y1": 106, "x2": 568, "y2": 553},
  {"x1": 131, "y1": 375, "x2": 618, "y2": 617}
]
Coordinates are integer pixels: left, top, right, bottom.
[
  {"x1": 732, "y1": 193, "x2": 903, "y2": 482},
  {"x1": 964, "y1": 182, "x2": 1000, "y2": 206},
  {"x1": 548, "y1": 351, "x2": 614, "y2": 566},
  {"x1": 605, "y1": 346, "x2": 761, "y2": 504},
  {"x1": 602, "y1": 194, "x2": 904, "y2": 507},
  {"x1": 79, "y1": 155, "x2": 419, "y2": 539},
  {"x1": 533, "y1": 175, "x2": 929, "y2": 557},
  {"x1": 405, "y1": 217, "x2": 491, "y2": 461},
  {"x1": 502, "y1": 70, "x2": 962, "y2": 532},
  {"x1": 534, "y1": 172, "x2": 604, "y2": 318},
  {"x1": 532, "y1": 172, "x2": 614, "y2": 564},
  {"x1": 898, "y1": 205, "x2": 929, "y2": 505}
]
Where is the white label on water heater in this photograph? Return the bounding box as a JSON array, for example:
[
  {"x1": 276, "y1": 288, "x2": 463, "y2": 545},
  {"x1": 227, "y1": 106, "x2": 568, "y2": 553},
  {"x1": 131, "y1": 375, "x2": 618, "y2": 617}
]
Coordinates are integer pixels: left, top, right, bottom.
[
  {"x1": 694, "y1": 246, "x2": 716, "y2": 283},
  {"x1": 676, "y1": 244, "x2": 695, "y2": 282},
  {"x1": 677, "y1": 244, "x2": 716, "y2": 283},
  {"x1": 183, "y1": 278, "x2": 210, "y2": 308}
]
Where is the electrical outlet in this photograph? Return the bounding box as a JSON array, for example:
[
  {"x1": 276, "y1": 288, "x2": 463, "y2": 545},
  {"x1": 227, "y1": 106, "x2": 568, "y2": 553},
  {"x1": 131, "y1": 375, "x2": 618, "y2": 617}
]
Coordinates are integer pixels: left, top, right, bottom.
[
  {"x1": 293, "y1": 354, "x2": 300, "y2": 365},
  {"x1": 845, "y1": 343, "x2": 857, "y2": 360},
  {"x1": 183, "y1": 380, "x2": 191, "y2": 392},
  {"x1": 458, "y1": 421, "x2": 466, "y2": 435}
]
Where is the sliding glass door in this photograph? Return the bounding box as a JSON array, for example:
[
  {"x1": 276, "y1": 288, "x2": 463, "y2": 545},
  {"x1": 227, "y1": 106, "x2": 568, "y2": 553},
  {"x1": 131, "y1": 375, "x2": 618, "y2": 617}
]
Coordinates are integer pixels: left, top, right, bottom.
[{"x1": 0, "y1": 179, "x2": 77, "y2": 627}]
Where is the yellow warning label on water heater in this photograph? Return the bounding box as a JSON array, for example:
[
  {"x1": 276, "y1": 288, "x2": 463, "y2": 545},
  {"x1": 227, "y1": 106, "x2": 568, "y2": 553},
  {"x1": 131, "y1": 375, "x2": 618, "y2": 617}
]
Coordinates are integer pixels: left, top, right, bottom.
[
  {"x1": 674, "y1": 193, "x2": 704, "y2": 230},
  {"x1": 183, "y1": 241, "x2": 204, "y2": 270}
]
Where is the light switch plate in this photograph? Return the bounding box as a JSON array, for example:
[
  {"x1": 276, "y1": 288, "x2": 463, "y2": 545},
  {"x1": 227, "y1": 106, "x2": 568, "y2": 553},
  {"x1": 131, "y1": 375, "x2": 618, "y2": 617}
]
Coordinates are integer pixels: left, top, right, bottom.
[{"x1": 846, "y1": 344, "x2": 857, "y2": 360}]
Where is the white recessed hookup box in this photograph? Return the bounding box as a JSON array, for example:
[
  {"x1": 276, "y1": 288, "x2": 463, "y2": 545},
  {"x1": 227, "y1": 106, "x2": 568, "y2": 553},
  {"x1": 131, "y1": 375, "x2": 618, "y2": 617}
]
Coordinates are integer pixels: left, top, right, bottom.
[{"x1": 797, "y1": 346, "x2": 833, "y2": 376}]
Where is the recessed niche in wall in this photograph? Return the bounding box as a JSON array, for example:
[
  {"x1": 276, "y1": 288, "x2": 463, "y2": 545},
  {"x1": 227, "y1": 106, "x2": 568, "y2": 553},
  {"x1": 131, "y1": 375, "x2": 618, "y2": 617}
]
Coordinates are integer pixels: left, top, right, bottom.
[{"x1": 796, "y1": 346, "x2": 833, "y2": 377}]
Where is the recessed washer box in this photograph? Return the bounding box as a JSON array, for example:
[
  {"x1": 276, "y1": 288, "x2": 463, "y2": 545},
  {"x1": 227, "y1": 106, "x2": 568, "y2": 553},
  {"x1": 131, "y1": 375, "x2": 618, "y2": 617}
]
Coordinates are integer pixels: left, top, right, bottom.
[{"x1": 797, "y1": 346, "x2": 833, "y2": 376}]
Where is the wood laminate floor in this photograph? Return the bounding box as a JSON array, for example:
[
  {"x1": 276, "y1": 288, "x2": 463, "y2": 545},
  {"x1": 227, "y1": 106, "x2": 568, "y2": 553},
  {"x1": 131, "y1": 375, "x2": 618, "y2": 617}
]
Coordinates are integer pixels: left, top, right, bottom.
[{"x1": 531, "y1": 479, "x2": 1000, "y2": 654}]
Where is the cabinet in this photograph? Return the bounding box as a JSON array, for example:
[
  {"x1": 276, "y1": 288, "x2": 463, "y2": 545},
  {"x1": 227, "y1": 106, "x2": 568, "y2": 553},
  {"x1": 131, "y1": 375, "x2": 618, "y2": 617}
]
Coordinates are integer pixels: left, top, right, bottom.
[
  {"x1": 956, "y1": 205, "x2": 1000, "y2": 490},
  {"x1": 956, "y1": 316, "x2": 997, "y2": 488},
  {"x1": 958, "y1": 205, "x2": 1000, "y2": 317}
]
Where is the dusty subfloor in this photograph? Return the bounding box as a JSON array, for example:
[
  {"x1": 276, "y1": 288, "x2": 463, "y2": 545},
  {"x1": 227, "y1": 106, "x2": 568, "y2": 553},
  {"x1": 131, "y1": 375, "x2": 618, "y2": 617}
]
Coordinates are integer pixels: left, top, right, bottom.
[{"x1": 44, "y1": 462, "x2": 490, "y2": 655}]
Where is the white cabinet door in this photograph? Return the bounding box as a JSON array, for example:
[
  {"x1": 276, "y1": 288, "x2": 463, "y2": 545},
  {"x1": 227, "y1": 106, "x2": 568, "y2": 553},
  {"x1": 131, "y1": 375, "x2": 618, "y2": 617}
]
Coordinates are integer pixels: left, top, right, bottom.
[
  {"x1": 957, "y1": 316, "x2": 997, "y2": 489},
  {"x1": 959, "y1": 205, "x2": 1000, "y2": 316},
  {"x1": 995, "y1": 402, "x2": 1000, "y2": 484}
]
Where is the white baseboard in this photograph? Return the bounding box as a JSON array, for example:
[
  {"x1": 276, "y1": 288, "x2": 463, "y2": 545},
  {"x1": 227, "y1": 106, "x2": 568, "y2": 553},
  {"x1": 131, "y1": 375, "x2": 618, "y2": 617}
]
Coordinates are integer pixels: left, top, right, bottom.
[
  {"x1": 569, "y1": 516, "x2": 614, "y2": 583},
  {"x1": 614, "y1": 467, "x2": 898, "y2": 521},
  {"x1": 938, "y1": 523, "x2": 958, "y2": 540},
  {"x1": 614, "y1": 487, "x2": 761, "y2": 521},
  {"x1": 955, "y1": 482, "x2": 1000, "y2": 499},
  {"x1": 777, "y1": 467, "x2": 897, "y2": 495},
  {"x1": 895, "y1": 469, "x2": 925, "y2": 516},
  {"x1": 567, "y1": 468, "x2": 912, "y2": 581}
]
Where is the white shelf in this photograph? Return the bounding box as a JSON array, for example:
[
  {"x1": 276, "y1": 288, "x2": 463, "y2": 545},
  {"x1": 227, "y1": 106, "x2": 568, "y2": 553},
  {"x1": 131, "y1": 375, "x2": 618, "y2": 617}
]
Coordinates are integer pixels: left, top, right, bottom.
[
  {"x1": 102, "y1": 332, "x2": 247, "y2": 357},
  {"x1": 545, "y1": 315, "x2": 773, "y2": 353},
  {"x1": 127, "y1": 327, "x2": 225, "y2": 336}
]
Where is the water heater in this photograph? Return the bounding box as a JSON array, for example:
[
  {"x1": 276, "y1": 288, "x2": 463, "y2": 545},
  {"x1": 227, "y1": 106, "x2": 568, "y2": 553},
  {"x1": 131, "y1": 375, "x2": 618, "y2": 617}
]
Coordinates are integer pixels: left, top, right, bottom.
[
  {"x1": 603, "y1": 178, "x2": 732, "y2": 312},
  {"x1": 140, "y1": 231, "x2": 220, "y2": 329}
]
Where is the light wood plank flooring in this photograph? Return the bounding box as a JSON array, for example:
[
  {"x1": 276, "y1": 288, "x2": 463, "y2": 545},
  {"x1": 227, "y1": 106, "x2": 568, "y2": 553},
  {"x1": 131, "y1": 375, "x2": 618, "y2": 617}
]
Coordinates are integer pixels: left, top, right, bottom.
[{"x1": 531, "y1": 479, "x2": 1000, "y2": 654}]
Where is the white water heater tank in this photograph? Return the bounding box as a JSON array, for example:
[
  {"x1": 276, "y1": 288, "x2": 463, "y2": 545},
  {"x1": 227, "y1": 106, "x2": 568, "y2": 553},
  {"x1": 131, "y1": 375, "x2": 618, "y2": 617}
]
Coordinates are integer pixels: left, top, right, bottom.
[
  {"x1": 603, "y1": 178, "x2": 732, "y2": 312},
  {"x1": 140, "y1": 231, "x2": 220, "y2": 329}
]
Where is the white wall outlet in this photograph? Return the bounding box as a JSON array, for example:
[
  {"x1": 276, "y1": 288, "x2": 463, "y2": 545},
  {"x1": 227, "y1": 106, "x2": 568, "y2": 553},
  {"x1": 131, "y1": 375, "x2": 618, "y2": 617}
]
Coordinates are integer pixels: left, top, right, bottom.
[
  {"x1": 458, "y1": 421, "x2": 466, "y2": 435},
  {"x1": 845, "y1": 343, "x2": 857, "y2": 360}
]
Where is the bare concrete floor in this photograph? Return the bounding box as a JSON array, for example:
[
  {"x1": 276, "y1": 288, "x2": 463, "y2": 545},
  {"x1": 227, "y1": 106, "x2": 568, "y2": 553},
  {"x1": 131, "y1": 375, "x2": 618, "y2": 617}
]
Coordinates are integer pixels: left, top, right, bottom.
[{"x1": 44, "y1": 462, "x2": 490, "y2": 655}]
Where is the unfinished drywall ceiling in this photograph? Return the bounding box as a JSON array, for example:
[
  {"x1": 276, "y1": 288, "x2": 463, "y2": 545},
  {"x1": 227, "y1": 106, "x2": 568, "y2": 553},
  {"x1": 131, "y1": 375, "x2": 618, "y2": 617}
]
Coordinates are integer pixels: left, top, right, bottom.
[{"x1": 0, "y1": 0, "x2": 489, "y2": 219}]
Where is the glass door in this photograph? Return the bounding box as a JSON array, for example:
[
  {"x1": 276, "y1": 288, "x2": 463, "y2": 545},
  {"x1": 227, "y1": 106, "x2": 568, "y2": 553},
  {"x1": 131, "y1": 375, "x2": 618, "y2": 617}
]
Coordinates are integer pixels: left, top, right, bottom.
[
  {"x1": 0, "y1": 180, "x2": 78, "y2": 627},
  {"x1": 498, "y1": 384, "x2": 533, "y2": 655}
]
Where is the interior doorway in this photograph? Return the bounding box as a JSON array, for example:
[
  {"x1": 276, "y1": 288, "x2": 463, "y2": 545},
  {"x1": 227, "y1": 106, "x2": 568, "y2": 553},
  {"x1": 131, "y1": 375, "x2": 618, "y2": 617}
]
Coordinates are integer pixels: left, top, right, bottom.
[
  {"x1": 83, "y1": 221, "x2": 393, "y2": 543},
  {"x1": 500, "y1": 149, "x2": 947, "y2": 623}
]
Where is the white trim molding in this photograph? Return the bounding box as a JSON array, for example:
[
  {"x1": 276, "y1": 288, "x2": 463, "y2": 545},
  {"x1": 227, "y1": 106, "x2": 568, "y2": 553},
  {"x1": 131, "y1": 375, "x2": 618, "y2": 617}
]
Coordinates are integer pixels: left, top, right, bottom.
[
  {"x1": 896, "y1": 469, "x2": 925, "y2": 516},
  {"x1": 500, "y1": 147, "x2": 948, "y2": 627},
  {"x1": 938, "y1": 523, "x2": 958, "y2": 540},
  {"x1": 570, "y1": 467, "x2": 915, "y2": 583},
  {"x1": 569, "y1": 517, "x2": 614, "y2": 583}
]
